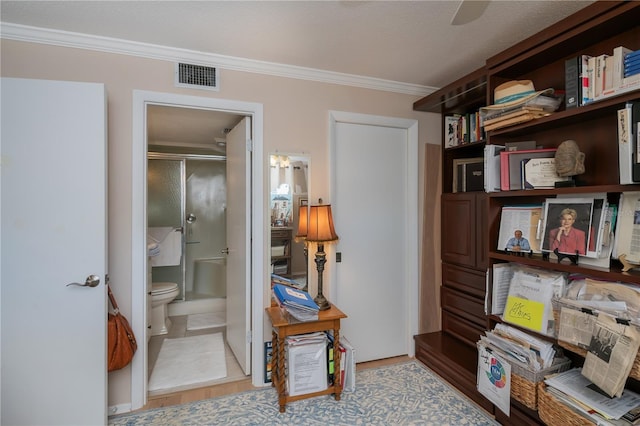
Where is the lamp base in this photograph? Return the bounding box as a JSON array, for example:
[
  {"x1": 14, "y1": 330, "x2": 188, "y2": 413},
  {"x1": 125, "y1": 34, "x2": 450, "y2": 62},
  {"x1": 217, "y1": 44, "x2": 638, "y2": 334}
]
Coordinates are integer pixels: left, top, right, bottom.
[{"x1": 314, "y1": 293, "x2": 331, "y2": 311}]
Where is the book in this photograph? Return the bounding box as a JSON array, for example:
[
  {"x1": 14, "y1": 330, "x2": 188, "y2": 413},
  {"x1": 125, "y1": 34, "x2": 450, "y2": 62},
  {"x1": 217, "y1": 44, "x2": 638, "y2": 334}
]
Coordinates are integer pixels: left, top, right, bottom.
[
  {"x1": 444, "y1": 115, "x2": 461, "y2": 148},
  {"x1": 339, "y1": 336, "x2": 356, "y2": 392},
  {"x1": 594, "y1": 54, "x2": 609, "y2": 98},
  {"x1": 619, "y1": 104, "x2": 634, "y2": 184},
  {"x1": 586, "y1": 55, "x2": 597, "y2": 103},
  {"x1": 484, "y1": 144, "x2": 505, "y2": 193},
  {"x1": 564, "y1": 56, "x2": 581, "y2": 109},
  {"x1": 625, "y1": 49, "x2": 640, "y2": 62},
  {"x1": 613, "y1": 47, "x2": 632, "y2": 92},
  {"x1": 272, "y1": 283, "x2": 319, "y2": 321}
]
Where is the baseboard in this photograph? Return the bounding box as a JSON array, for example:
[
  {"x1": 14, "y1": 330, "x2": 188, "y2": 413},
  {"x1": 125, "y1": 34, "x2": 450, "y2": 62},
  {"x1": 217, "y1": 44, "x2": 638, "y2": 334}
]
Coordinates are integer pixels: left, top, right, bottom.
[{"x1": 108, "y1": 402, "x2": 132, "y2": 416}]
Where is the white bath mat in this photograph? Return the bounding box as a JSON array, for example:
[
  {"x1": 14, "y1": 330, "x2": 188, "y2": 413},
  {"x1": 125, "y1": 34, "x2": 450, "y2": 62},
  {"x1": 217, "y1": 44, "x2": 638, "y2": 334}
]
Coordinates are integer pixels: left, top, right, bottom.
[
  {"x1": 148, "y1": 333, "x2": 227, "y2": 392},
  {"x1": 186, "y1": 312, "x2": 226, "y2": 330}
]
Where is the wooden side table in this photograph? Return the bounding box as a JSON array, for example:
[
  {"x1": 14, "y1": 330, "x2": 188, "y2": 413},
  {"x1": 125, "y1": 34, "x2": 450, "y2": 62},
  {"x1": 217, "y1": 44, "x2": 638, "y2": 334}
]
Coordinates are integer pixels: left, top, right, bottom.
[{"x1": 266, "y1": 304, "x2": 347, "y2": 413}]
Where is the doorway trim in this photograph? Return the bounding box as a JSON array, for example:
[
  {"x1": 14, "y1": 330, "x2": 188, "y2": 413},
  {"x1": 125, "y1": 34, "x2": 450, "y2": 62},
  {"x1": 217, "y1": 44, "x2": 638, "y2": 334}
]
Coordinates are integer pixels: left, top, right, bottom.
[
  {"x1": 131, "y1": 91, "x2": 265, "y2": 410},
  {"x1": 328, "y1": 110, "x2": 419, "y2": 358}
]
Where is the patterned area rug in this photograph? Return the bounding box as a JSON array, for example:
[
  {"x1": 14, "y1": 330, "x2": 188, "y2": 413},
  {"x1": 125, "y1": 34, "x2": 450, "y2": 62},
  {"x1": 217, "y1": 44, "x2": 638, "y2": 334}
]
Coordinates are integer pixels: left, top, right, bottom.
[{"x1": 110, "y1": 361, "x2": 498, "y2": 425}]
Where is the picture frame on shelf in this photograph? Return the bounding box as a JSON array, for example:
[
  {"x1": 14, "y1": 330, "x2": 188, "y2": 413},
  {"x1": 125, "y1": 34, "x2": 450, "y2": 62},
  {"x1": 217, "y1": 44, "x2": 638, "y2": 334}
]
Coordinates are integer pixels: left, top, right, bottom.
[
  {"x1": 541, "y1": 198, "x2": 594, "y2": 257},
  {"x1": 452, "y1": 157, "x2": 484, "y2": 193}
]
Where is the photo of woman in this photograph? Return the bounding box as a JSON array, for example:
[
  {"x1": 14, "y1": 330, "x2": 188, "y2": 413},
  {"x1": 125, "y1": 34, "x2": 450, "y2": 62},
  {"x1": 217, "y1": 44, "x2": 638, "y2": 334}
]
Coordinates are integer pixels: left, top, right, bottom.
[
  {"x1": 542, "y1": 199, "x2": 593, "y2": 256},
  {"x1": 548, "y1": 208, "x2": 586, "y2": 255}
]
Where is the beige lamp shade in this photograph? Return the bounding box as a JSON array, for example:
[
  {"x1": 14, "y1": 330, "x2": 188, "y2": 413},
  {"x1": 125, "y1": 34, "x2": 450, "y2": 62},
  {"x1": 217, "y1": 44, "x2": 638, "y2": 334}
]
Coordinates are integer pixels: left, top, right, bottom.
[
  {"x1": 295, "y1": 205, "x2": 308, "y2": 240},
  {"x1": 306, "y1": 204, "x2": 338, "y2": 243}
]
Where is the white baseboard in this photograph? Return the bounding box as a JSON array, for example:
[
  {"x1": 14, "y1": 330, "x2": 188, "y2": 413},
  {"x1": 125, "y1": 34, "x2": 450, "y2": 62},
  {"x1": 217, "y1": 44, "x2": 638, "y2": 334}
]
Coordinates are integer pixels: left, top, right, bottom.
[{"x1": 108, "y1": 402, "x2": 132, "y2": 416}]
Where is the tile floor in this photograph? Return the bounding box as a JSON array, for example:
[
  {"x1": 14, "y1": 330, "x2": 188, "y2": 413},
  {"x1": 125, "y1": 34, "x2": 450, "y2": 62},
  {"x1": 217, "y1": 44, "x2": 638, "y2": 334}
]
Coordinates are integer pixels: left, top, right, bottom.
[{"x1": 147, "y1": 314, "x2": 247, "y2": 397}]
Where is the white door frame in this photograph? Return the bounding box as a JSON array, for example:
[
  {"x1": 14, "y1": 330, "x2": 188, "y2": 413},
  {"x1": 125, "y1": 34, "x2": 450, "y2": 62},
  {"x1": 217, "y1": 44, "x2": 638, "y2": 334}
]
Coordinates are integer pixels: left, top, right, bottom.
[
  {"x1": 131, "y1": 91, "x2": 265, "y2": 410},
  {"x1": 328, "y1": 110, "x2": 419, "y2": 357}
]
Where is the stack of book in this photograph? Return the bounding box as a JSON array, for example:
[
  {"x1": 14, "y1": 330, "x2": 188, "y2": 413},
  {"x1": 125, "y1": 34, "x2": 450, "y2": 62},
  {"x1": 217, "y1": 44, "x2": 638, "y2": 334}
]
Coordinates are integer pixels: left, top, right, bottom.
[
  {"x1": 625, "y1": 49, "x2": 640, "y2": 81},
  {"x1": 272, "y1": 283, "x2": 319, "y2": 322}
]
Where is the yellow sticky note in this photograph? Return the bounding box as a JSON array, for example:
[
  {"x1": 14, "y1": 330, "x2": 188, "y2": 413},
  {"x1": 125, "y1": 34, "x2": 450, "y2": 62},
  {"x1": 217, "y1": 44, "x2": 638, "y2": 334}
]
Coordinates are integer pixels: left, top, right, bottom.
[{"x1": 504, "y1": 296, "x2": 545, "y2": 332}]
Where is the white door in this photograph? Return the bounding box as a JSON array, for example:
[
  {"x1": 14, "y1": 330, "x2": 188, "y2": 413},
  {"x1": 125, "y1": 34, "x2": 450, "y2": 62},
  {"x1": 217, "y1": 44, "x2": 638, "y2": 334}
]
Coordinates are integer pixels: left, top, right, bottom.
[
  {"x1": 225, "y1": 117, "x2": 251, "y2": 374},
  {"x1": 330, "y1": 111, "x2": 418, "y2": 363},
  {"x1": 1, "y1": 78, "x2": 107, "y2": 425}
]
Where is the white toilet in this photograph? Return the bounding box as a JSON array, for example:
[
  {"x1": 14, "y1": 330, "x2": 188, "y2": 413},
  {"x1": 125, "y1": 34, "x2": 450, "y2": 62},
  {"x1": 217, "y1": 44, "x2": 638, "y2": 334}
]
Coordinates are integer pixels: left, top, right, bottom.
[{"x1": 150, "y1": 282, "x2": 179, "y2": 336}]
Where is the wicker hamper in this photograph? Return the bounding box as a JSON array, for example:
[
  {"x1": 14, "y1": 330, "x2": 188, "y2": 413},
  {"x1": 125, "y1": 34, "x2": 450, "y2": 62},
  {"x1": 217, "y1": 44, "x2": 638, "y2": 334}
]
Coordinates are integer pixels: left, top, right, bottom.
[
  {"x1": 537, "y1": 381, "x2": 593, "y2": 426},
  {"x1": 478, "y1": 342, "x2": 571, "y2": 410}
]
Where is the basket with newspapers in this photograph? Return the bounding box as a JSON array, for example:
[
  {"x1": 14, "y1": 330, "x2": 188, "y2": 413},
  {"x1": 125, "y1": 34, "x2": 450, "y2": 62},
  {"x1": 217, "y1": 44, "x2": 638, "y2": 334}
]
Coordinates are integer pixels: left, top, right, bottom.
[
  {"x1": 552, "y1": 279, "x2": 640, "y2": 383},
  {"x1": 477, "y1": 324, "x2": 572, "y2": 410}
]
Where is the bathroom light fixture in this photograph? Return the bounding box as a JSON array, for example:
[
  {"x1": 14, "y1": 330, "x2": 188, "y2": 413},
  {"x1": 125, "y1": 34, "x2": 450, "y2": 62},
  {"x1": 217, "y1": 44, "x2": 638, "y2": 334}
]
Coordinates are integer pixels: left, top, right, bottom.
[{"x1": 305, "y1": 199, "x2": 338, "y2": 310}]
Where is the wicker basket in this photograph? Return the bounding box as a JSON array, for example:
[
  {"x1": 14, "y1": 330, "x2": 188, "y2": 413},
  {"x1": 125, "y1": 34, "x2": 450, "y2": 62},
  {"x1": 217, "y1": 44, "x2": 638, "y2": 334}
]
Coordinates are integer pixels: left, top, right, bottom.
[
  {"x1": 537, "y1": 382, "x2": 592, "y2": 426},
  {"x1": 478, "y1": 342, "x2": 571, "y2": 410},
  {"x1": 552, "y1": 304, "x2": 640, "y2": 380}
]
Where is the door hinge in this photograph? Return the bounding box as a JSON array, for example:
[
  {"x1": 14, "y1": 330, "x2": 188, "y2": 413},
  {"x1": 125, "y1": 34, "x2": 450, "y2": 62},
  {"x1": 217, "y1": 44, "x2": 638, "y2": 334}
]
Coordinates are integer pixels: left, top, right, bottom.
[
  {"x1": 246, "y1": 330, "x2": 252, "y2": 343},
  {"x1": 246, "y1": 138, "x2": 253, "y2": 152}
]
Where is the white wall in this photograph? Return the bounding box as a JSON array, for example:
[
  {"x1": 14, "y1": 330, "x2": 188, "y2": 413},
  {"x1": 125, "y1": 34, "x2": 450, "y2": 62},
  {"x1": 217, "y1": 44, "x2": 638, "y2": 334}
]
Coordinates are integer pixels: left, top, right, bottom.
[{"x1": 0, "y1": 38, "x2": 441, "y2": 407}]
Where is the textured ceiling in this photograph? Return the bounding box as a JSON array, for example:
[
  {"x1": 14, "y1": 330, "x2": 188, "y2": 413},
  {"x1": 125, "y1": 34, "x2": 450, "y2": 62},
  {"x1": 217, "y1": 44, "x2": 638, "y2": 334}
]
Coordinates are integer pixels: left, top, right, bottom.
[
  {"x1": 0, "y1": 0, "x2": 596, "y2": 148},
  {"x1": 1, "y1": 0, "x2": 595, "y2": 88}
]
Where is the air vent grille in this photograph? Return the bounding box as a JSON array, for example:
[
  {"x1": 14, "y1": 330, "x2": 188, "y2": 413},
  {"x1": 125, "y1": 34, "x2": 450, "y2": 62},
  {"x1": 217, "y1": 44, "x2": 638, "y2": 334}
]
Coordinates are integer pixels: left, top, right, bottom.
[{"x1": 175, "y1": 63, "x2": 219, "y2": 91}]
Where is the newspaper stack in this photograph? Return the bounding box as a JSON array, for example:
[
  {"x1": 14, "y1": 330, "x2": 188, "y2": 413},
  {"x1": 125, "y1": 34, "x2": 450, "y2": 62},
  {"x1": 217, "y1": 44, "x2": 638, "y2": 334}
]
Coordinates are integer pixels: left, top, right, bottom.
[
  {"x1": 272, "y1": 283, "x2": 319, "y2": 322},
  {"x1": 544, "y1": 368, "x2": 640, "y2": 425},
  {"x1": 480, "y1": 323, "x2": 556, "y2": 371}
]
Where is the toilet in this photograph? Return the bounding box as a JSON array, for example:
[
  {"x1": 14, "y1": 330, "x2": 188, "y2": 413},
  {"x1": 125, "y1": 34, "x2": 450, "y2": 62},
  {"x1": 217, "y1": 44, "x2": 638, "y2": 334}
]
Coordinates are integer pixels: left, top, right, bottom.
[{"x1": 150, "y1": 282, "x2": 179, "y2": 336}]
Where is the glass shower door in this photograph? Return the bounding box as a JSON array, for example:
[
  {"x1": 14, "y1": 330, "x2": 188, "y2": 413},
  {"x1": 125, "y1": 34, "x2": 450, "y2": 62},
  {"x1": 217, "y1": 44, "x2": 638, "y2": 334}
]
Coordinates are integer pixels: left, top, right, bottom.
[{"x1": 147, "y1": 158, "x2": 185, "y2": 300}]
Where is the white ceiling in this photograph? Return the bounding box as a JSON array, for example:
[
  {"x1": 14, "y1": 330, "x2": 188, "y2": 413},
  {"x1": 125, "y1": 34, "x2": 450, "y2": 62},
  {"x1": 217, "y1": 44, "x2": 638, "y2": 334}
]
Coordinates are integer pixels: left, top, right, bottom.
[{"x1": 0, "y1": 0, "x2": 595, "y2": 149}]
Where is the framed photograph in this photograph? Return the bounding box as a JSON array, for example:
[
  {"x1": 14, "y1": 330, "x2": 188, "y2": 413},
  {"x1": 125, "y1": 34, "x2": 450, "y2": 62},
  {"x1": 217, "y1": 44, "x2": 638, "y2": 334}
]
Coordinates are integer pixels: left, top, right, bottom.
[
  {"x1": 452, "y1": 157, "x2": 484, "y2": 193},
  {"x1": 497, "y1": 205, "x2": 543, "y2": 253},
  {"x1": 541, "y1": 198, "x2": 594, "y2": 256}
]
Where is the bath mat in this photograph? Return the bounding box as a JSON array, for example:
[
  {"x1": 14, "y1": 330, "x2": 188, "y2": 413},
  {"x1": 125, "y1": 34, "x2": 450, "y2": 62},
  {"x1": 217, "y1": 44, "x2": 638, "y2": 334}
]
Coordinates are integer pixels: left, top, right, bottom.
[
  {"x1": 186, "y1": 312, "x2": 226, "y2": 330},
  {"x1": 148, "y1": 333, "x2": 227, "y2": 392}
]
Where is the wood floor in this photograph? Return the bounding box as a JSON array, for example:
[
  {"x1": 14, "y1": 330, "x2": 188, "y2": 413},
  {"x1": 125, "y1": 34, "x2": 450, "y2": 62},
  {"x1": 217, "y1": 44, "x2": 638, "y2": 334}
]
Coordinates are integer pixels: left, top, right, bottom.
[{"x1": 142, "y1": 355, "x2": 412, "y2": 411}]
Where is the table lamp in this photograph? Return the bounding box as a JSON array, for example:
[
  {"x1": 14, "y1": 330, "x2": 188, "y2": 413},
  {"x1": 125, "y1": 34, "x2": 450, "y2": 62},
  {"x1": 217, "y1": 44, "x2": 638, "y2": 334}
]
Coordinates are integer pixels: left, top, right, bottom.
[{"x1": 305, "y1": 200, "x2": 338, "y2": 310}]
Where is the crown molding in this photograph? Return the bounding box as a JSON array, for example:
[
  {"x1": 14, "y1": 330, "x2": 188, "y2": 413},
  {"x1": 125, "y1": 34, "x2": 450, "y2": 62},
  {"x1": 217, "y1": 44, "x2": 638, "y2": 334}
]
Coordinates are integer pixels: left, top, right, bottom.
[{"x1": 1, "y1": 22, "x2": 435, "y2": 97}]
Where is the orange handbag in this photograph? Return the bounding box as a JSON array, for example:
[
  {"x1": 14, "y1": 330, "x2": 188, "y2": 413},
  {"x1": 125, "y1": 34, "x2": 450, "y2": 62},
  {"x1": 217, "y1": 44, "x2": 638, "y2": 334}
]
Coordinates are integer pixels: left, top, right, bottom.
[{"x1": 107, "y1": 285, "x2": 137, "y2": 372}]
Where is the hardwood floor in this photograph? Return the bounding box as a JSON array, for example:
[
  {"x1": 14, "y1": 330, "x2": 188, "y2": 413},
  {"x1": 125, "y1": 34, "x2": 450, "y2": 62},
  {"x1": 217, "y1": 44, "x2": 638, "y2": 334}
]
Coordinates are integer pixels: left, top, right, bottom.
[{"x1": 142, "y1": 355, "x2": 412, "y2": 410}]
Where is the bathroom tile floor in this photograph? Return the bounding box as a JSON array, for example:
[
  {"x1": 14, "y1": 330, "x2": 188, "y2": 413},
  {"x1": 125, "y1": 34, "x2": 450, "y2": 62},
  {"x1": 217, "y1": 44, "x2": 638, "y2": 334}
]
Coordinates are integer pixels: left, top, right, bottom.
[{"x1": 148, "y1": 314, "x2": 247, "y2": 397}]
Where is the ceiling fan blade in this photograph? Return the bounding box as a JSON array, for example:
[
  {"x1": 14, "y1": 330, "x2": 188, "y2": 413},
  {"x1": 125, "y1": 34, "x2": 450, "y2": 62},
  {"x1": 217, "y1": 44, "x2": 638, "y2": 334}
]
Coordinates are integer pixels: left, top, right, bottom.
[{"x1": 450, "y1": 0, "x2": 490, "y2": 25}]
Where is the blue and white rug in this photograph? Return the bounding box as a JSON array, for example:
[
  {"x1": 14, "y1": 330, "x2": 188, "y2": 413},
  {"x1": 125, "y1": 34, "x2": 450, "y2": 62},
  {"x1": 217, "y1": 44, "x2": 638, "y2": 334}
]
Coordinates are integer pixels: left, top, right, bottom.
[{"x1": 109, "y1": 360, "x2": 498, "y2": 425}]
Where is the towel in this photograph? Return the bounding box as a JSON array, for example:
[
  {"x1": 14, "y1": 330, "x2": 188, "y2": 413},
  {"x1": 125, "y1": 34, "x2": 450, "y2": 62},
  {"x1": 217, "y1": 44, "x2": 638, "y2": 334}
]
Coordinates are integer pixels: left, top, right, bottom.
[{"x1": 148, "y1": 227, "x2": 182, "y2": 267}]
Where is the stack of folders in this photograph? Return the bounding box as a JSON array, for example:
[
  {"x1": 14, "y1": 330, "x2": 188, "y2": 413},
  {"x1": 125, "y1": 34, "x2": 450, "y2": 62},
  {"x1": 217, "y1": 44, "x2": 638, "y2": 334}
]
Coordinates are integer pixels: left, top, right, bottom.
[{"x1": 272, "y1": 283, "x2": 319, "y2": 322}]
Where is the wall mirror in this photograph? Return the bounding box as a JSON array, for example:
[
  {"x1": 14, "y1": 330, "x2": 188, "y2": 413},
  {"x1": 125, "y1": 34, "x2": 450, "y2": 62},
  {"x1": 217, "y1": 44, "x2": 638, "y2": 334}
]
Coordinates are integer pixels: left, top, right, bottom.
[{"x1": 269, "y1": 153, "x2": 310, "y2": 289}]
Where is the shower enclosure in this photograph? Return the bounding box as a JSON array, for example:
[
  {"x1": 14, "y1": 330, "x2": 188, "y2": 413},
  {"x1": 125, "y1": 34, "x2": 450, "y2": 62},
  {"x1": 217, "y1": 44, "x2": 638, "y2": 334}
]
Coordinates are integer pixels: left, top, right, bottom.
[{"x1": 148, "y1": 153, "x2": 226, "y2": 302}]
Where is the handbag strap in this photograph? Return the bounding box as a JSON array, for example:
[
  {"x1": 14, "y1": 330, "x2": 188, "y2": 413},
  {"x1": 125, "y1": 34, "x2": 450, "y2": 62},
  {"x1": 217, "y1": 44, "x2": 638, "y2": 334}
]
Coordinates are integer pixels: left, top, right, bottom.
[{"x1": 107, "y1": 284, "x2": 120, "y2": 313}]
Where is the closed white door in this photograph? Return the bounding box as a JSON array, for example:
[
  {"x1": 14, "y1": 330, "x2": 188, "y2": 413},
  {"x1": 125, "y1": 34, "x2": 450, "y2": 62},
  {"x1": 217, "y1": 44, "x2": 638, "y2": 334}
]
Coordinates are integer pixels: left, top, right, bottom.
[
  {"x1": 330, "y1": 111, "x2": 418, "y2": 363},
  {"x1": 1, "y1": 78, "x2": 107, "y2": 425},
  {"x1": 225, "y1": 117, "x2": 251, "y2": 374}
]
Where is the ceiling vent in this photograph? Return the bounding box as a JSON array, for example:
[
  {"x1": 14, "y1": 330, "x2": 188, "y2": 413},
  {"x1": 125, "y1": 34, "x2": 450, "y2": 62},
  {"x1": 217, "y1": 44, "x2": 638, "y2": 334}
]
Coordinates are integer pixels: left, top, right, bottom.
[{"x1": 175, "y1": 63, "x2": 219, "y2": 91}]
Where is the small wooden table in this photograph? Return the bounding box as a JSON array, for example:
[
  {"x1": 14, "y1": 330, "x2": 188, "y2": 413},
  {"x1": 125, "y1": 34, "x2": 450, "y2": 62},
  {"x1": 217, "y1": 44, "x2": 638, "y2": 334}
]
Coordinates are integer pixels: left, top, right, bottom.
[{"x1": 266, "y1": 304, "x2": 347, "y2": 413}]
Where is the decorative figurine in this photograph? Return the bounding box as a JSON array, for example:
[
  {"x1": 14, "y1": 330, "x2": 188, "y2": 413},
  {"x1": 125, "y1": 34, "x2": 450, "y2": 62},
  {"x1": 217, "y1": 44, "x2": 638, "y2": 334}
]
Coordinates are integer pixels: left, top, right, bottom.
[{"x1": 555, "y1": 139, "x2": 585, "y2": 177}]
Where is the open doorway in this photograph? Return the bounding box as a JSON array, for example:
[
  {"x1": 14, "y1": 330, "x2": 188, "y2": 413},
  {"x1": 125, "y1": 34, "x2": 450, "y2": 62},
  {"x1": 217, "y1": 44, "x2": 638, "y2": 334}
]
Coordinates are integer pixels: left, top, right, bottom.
[
  {"x1": 145, "y1": 105, "x2": 246, "y2": 396},
  {"x1": 131, "y1": 91, "x2": 266, "y2": 410}
]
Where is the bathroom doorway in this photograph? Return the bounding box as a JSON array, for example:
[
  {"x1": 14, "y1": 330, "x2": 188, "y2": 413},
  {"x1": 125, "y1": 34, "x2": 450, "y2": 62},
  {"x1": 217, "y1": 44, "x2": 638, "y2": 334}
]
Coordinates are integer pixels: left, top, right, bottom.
[{"x1": 145, "y1": 105, "x2": 248, "y2": 396}]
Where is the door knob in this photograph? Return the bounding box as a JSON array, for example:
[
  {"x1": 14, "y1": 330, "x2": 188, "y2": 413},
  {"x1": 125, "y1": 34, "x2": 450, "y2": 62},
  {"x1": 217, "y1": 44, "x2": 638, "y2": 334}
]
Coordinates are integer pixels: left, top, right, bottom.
[{"x1": 66, "y1": 275, "x2": 101, "y2": 288}]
